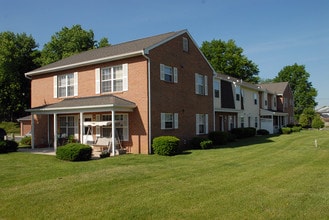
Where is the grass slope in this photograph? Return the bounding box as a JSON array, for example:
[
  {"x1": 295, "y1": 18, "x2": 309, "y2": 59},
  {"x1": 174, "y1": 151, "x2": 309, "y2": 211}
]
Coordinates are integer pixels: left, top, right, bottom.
[{"x1": 1, "y1": 130, "x2": 329, "y2": 219}]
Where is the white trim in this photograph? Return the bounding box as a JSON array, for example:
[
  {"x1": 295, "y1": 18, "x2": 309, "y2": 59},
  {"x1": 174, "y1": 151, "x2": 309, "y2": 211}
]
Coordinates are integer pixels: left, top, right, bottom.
[
  {"x1": 160, "y1": 64, "x2": 165, "y2": 80},
  {"x1": 53, "y1": 75, "x2": 57, "y2": 98},
  {"x1": 204, "y1": 75, "x2": 208, "y2": 96},
  {"x1": 95, "y1": 68, "x2": 100, "y2": 94},
  {"x1": 122, "y1": 63, "x2": 128, "y2": 91},
  {"x1": 173, "y1": 67, "x2": 178, "y2": 83},
  {"x1": 174, "y1": 113, "x2": 179, "y2": 129},
  {"x1": 74, "y1": 72, "x2": 78, "y2": 96}
]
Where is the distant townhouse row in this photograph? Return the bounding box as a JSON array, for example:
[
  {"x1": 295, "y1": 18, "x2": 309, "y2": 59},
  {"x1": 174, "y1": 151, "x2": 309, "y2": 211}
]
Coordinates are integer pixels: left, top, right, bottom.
[{"x1": 24, "y1": 29, "x2": 294, "y2": 154}]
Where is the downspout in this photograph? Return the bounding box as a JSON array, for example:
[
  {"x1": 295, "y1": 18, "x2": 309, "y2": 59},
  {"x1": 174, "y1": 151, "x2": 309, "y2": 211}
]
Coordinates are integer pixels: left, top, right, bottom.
[{"x1": 142, "y1": 51, "x2": 152, "y2": 154}]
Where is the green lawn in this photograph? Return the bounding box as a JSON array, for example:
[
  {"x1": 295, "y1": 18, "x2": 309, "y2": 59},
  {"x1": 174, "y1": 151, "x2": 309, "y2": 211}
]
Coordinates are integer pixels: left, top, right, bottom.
[{"x1": 1, "y1": 130, "x2": 329, "y2": 219}]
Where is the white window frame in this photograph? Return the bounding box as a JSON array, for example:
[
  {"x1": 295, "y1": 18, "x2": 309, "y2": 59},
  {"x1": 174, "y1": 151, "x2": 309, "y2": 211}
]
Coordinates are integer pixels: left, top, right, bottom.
[
  {"x1": 214, "y1": 81, "x2": 220, "y2": 98},
  {"x1": 183, "y1": 37, "x2": 189, "y2": 52},
  {"x1": 95, "y1": 64, "x2": 128, "y2": 94},
  {"x1": 195, "y1": 73, "x2": 208, "y2": 95},
  {"x1": 54, "y1": 72, "x2": 78, "y2": 98},
  {"x1": 196, "y1": 114, "x2": 208, "y2": 135},
  {"x1": 254, "y1": 93, "x2": 258, "y2": 105},
  {"x1": 161, "y1": 113, "x2": 178, "y2": 129},
  {"x1": 160, "y1": 64, "x2": 178, "y2": 83},
  {"x1": 58, "y1": 116, "x2": 77, "y2": 138}
]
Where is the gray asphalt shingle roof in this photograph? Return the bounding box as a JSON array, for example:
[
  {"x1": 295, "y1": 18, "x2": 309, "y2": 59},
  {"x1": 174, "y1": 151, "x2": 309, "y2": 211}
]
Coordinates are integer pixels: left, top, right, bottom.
[
  {"x1": 28, "y1": 95, "x2": 136, "y2": 113},
  {"x1": 26, "y1": 30, "x2": 184, "y2": 76},
  {"x1": 258, "y1": 82, "x2": 289, "y2": 95}
]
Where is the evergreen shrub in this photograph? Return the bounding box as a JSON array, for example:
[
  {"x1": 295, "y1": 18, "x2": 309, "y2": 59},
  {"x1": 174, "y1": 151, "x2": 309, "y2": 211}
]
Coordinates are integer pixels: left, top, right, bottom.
[
  {"x1": 208, "y1": 131, "x2": 229, "y2": 145},
  {"x1": 20, "y1": 136, "x2": 32, "y2": 145},
  {"x1": 200, "y1": 139, "x2": 213, "y2": 149},
  {"x1": 257, "y1": 129, "x2": 270, "y2": 135},
  {"x1": 56, "y1": 143, "x2": 92, "y2": 161},
  {"x1": 152, "y1": 136, "x2": 180, "y2": 156},
  {"x1": 0, "y1": 140, "x2": 18, "y2": 153}
]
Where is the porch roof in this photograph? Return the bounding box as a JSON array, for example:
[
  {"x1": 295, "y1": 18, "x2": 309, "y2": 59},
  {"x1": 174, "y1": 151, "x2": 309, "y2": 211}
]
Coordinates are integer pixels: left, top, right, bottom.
[
  {"x1": 27, "y1": 95, "x2": 136, "y2": 114},
  {"x1": 260, "y1": 109, "x2": 288, "y2": 116}
]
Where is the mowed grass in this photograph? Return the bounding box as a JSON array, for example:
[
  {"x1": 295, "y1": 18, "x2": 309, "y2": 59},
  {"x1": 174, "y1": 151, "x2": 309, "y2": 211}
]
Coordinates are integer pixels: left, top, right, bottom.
[{"x1": 1, "y1": 130, "x2": 329, "y2": 219}]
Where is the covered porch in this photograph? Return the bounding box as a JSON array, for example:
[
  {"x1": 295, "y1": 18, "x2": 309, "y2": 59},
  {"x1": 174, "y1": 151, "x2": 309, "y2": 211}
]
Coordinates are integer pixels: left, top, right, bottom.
[
  {"x1": 27, "y1": 95, "x2": 136, "y2": 154},
  {"x1": 260, "y1": 109, "x2": 288, "y2": 134}
]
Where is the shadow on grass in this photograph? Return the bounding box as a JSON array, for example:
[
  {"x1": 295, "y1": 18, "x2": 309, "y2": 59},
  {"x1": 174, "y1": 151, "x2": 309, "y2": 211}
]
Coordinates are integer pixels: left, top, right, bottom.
[{"x1": 214, "y1": 134, "x2": 279, "y2": 149}]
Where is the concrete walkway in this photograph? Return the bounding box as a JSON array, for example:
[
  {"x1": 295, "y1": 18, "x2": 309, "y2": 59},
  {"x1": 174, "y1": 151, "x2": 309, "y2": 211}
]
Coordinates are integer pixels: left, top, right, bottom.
[{"x1": 18, "y1": 147, "x2": 102, "y2": 158}]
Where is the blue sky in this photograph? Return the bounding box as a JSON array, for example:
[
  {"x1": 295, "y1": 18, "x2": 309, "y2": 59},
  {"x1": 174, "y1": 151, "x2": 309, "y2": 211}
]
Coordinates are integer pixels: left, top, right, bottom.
[{"x1": 1, "y1": 0, "x2": 328, "y2": 107}]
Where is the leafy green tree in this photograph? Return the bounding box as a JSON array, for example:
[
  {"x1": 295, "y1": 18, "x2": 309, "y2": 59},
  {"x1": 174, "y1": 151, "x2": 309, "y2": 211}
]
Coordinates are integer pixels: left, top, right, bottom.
[
  {"x1": 200, "y1": 39, "x2": 259, "y2": 83},
  {"x1": 0, "y1": 32, "x2": 39, "y2": 121},
  {"x1": 312, "y1": 114, "x2": 324, "y2": 129},
  {"x1": 299, "y1": 114, "x2": 309, "y2": 128},
  {"x1": 96, "y1": 37, "x2": 110, "y2": 48},
  {"x1": 274, "y1": 63, "x2": 317, "y2": 119},
  {"x1": 38, "y1": 25, "x2": 109, "y2": 66},
  {"x1": 298, "y1": 108, "x2": 315, "y2": 128}
]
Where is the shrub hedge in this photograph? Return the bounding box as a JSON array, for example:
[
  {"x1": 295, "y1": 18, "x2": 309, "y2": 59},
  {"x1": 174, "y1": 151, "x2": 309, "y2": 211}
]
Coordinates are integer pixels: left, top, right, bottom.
[
  {"x1": 190, "y1": 136, "x2": 208, "y2": 149},
  {"x1": 20, "y1": 136, "x2": 32, "y2": 145},
  {"x1": 0, "y1": 140, "x2": 18, "y2": 153},
  {"x1": 200, "y1": 140, "x2": 213, "y2": 149},
  {"x1": 281, "y1": 127, "x2": 292, "y2": 134},
  {"x1": 230, "y1": 127, "x2": 256, "y2": 139},
  {"x1": 152, "y1": 136, "x2": 180, "y2": 156},
  {"x1": 56, "y1": 143, "x2": 92, "y2": 161},
  {"x1": 257, "y1": 129, "x2": 270, "y2": 135},
  {"x1": 208, "y1": 131, "x2": 229, "y2": 145}
]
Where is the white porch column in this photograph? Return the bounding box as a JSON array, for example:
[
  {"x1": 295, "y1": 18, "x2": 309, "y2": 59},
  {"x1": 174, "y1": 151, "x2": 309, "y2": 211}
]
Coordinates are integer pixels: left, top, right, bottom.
[
  {"x1": 54, "y1": 113, "x2": 57, "y2": 151},
  {"x1": 111, "y1": 110, "x2": 115, "y2": 156},
  {"x1": 31, "y1": 113, "x2": 35, "y2": 149},
  {"x1": 80, "y1": 112, "x2": 83, "y2": 144}
]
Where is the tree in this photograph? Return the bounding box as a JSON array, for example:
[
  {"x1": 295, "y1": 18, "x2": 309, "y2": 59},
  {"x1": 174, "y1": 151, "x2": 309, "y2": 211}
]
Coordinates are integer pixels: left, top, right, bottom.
[
  {"x1": 312, "y1": 114, "x2": 324, "y2": 129},
  {"x1": 298, "y1": 107, "x2": 315, "y2": 128},
  {"x1": 200, "y1": 39, "x2": 259, "y2": 83},
  {"x1": 274, "y1": 63, "x2": 317, "y2": 119},
  {"x1": 96, "y1": 37, "x2": 110, "y2": 48},
  {"x1": 0, "y1": 32, "x2": 40, "y2": 121},
  {"x1": 38, "y1": 25, "x2": 109, "y2": 66}
]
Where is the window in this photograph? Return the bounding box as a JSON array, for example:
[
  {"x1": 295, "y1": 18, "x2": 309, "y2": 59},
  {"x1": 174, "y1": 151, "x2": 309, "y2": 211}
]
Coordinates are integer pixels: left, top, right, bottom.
[
  {"x1": 195, "y1": 73, "x2": 208, "y2": 95},
  {"x1": 240, "y1": 116, "x2": 244, "y2": 128},
  {"x1": 254, "y1": 93, "x2": 258, "y2": 105},
  {"x1": 214, "y1": 81, "x2": 220, "y2": 98},
  {"x1": 183, "y1": 37, "x2": 189, "y2": 52},
  {"x1": 54, "y1": 72, "x2": 78, "y2": 98},
  {"x1": 161, "y1": 113, "x2": 178, "y2": 129},
  {"x1": 273, "y1": 97, "x2": 277, "y2": 107},
  {"x1": 235, "y1": 86, "x2": 240, "y2": 101},
  {"x1": 101, "y1": 114, "x2": 128, "y2": 141},
  {"x1": 196, "y1": 114, "x2": 208, "y2": 134},
  {"x1": 255, "y1": 117, "x2": 258, "y2": 128},
  {"x1": 59, "y1": 116, "x2": 75, "y2": 137},
  {"x1": 95, "y1": 64, "x2": 128, "y2": 94},
  {"x1": 160, "y1": 64, "x2": 178, "y2": 83},
  {"x1": 265, "y1": 99, "x2": 268, "y2": 106}
]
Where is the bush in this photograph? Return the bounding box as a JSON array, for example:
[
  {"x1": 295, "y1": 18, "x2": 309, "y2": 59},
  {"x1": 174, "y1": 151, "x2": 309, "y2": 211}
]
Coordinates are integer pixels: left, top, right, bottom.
[
  {"x1": 281, "y1": 127, "x2": 292, "y2": 134},
  {"x1": 291, "y1": 126, "x2": 302, "y2": 132},
  {"x1": 200, "y1": 140, "x2": 213, "y2": 149},
  {"x1": 257, "y1": 129, "x2": 270, "y2": 135},
  {"x1": 190, "y1": 136, "x2": 208, "y2": 149},
  {"x1": 208, "y1": 131, "x2": 229, "y2": 145},
  {"x1": 0, "y1": 128, "x2": 6, "y2": 141},
  {"x1": 230, "y1": 127, "x2": 256, "y2": 139},
  {"x1": 152, "y1": 136, "x2": 180, "y2": 156},
  {"x1": 0, "y1": 140, "x2": 18, "y2": 153},
  {"x1": 56, "y1": 143, "x2": 92, "y2": 161},
  {"x1": 20, "y1": 136, "x2": 32, "y2": 145}
]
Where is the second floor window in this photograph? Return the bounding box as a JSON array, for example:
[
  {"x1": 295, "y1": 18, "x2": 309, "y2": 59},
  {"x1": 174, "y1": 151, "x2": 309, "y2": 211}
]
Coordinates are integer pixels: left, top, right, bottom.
[
  {"x1": 160, "y1": 64, "x2": 178, "y2": 83},
  {"x1": 54, "y1": 72, "x2": 78, "y2": 98},
  {"x1": 195, "y1": 73, "x2": 208, "y2": 96},
  {"x1": 214, "y1": 81, "x2": 220, "y2": 98},
  {"x1": 95, "y1": 64, "x2": 128, "y2": 94}
]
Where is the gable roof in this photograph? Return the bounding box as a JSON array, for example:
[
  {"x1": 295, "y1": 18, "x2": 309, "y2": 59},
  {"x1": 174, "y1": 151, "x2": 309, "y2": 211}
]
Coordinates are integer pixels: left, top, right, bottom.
[
  {"x1": 25, "y1": 30, "x2": 188, "y2": 76},
  {"x1": 258, "y1": 82, "x2": 289, "y2": 95},
  {"x1": 27, "y1": 95, "x2": 136, "y2": 114}
]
